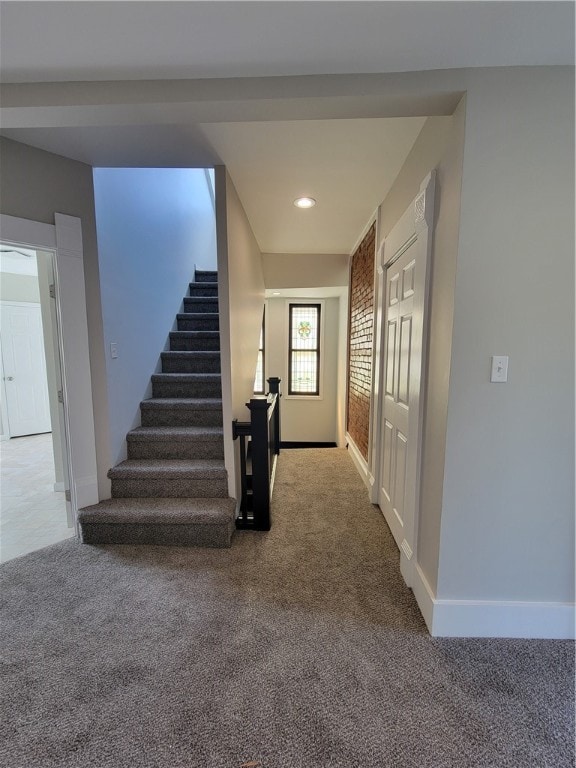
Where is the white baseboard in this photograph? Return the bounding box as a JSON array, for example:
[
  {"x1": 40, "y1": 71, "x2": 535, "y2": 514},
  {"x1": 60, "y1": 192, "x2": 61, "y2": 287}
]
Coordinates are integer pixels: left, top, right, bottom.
[
  {"x1": 412, "y1": 564, "x2": 575, "y2": 639},
  {"x1": 412, "y1": 564, "x2": 436, "y2": 632},
  {"x1": 346, "y1": 433, "x2": 373, "y2": 495},
  {"x1": 54, "y1": 482, "x2": 65, "y2": 492}
]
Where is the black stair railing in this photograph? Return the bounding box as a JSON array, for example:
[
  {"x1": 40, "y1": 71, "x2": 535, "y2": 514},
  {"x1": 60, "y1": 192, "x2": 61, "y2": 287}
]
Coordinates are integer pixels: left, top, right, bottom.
[{"x1": 232, "y1": 376, "x2": 281, "y2": 531}]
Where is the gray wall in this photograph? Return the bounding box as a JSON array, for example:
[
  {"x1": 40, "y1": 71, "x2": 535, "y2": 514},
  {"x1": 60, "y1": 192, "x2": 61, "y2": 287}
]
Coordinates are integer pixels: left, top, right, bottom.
[
  {"x1": 215, "y1": 167, "x2": 266, "y2": 498},
  {"x1": 262, "y1": 253, "x2": 349, "y2": 289},
  {"x1": 0, "y1": 136, "x2": 111, "y2": 497},
  {"x1": 438, "y1": 67, "x2": 574, "y2": 603}
]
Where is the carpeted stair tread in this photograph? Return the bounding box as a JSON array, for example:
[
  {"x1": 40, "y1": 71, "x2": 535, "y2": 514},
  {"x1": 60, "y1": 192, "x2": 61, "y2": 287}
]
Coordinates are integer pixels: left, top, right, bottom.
[
  {"x1": 140, "y1": 398, "x2": 223, "y2": 427},
  {"x1": 108, "y1": 459, "x2": 226, "y2": 479},
  {"x1": 161, "y1": 351, "x2": 221, "y2": 373},
  {"x1": 127, "y1": 426, "x2": 223, "y2": 442},
  {"x1": 162, "y1": 350, "x2": 221, "y2": 356},
  {"x1": 151, "y1": 373, "x2": 222, "y2": 399},
  {"x1": 183, "y1": 297, "x2": 219, "y2": 311},
  {"x1": 141, "y1": 398, "x2": 222, "y2": 410},
  {"x1": 151, "y1": 373, "x2": 221, "y2": 382},
  {"x1": 161, "y1": 351, "x2": 221, "y2": 360},
  {"x1": 194, "y1": 270, "x2": 218, "y2": 283},
  {"x1": 168, "y1": 331, "x2": 220, "y2": 351},
  {"x1": 78, "y1": 496, "x2": 236, "y2": 526},
  {"x1": 177, "y1": 312, "x2": 219, "y2": 320},
  {"x1": 189, "y1": 281, "x2": 218, "y2": 293},
  {"x1": 170, "y1": 331, "x2": 220, "y2": 339},
  {"x1": 177, "y1": 314, "x2": 219, "y2": 331}
]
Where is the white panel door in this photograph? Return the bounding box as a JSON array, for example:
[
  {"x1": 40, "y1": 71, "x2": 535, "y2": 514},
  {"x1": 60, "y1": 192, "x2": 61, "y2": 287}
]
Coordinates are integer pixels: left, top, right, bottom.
[
  {"x1": 375, "y1": 173, "x2": 435, "y2": 586},
  {"x1": 1, "y1": 302, "x2": 52, "y2": 437},
  {"x1": 378, "y1": 246, "x2": 416, "y2": 549}
]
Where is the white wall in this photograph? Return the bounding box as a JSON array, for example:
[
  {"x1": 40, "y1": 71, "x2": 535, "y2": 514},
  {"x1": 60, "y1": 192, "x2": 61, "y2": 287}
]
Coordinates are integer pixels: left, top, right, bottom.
[
  {"x1": 215, "y1": 167, "x2": 266, "y2": 498},
  {"x1": 93, "y1": 168, "x2": 217, "y2": 467},
  {"x1": 265, "y1": 296, "x2": 341, "y2": 443}
]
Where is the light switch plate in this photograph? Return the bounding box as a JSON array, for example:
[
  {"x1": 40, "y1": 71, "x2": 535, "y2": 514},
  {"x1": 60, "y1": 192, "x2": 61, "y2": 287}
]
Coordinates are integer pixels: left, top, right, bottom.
[
  {"x1": 110, "y1": 342, "x2": 118, "y2": 359},
  {"x1": 491, "y1": 355, "x2": 508, "y2": 383}
]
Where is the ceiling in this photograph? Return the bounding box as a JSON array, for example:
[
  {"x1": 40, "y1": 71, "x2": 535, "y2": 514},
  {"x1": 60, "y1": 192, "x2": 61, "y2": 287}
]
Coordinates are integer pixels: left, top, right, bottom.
[
  {"x1": 1, "y1": 2, "x2": 571, "y2": 82},
  {"x1": 0, "y1": 1, "x2": 572, "y2": 255}
]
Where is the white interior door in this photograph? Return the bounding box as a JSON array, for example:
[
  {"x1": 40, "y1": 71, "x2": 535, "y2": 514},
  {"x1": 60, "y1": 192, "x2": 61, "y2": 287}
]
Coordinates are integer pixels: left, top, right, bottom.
[
  {"x1": 379, "y1": 245, "x2": 415, "y2": 548},
  {"x1": 0, "y1": 302, "x2": 52, "y2": 437},
  {"x1": 376, "y1": 173, "x2": 435, "y2": 586}
]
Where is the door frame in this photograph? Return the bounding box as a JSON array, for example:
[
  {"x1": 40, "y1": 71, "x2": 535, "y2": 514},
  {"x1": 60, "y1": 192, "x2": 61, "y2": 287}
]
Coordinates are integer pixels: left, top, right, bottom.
[
  {"x1": 371, "y1": 171, "x2": 436, "y2": 588},
  {"x1": 0, "y1": 213, "x2": 99, "y2": 531}
]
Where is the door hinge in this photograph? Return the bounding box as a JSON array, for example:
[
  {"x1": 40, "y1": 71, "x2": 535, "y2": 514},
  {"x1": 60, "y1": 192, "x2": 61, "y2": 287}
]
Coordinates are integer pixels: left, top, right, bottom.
[
  {"x1": 65, "y1": 490, "x2": 71, "y2": 502},
  {"x1": 49, "y1": 284, "x2": 56, "y2": 299},
  {"x1": 57, "y1": 389, "x2": 64, "y2": 404}
]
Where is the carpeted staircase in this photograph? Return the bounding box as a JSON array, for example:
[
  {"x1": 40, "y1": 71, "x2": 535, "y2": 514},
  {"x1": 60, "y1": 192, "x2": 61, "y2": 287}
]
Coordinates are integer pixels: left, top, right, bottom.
[{"x1": 78, "y1": 270, "x2": 236, "y2": 548}]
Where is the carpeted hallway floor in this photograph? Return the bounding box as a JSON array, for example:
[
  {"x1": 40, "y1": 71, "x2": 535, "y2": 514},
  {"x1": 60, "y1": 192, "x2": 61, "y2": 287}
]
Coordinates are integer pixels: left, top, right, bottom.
[{"x1": 0, "y1": 448, "x2": 573, "y2": 768}]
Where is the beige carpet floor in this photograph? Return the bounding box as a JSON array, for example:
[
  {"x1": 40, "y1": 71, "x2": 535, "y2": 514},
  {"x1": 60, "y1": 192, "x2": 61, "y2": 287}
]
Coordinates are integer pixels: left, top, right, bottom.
[{"x1": 0, "y1": 448, "x2": 573, "y2": 767}]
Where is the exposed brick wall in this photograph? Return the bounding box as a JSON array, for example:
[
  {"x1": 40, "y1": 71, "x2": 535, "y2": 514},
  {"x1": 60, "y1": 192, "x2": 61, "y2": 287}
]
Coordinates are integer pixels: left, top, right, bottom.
[{"x1": 347, "y1": 224, "x2": 376, "y2": 460}]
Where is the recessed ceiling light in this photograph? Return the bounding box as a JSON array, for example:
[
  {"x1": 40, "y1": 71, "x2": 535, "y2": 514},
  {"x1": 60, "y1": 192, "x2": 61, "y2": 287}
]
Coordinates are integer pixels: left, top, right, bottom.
[
  {"x1": 294, "y1": 197, "x2": 316, "y2": 209},
  {"x1": 272, "y1": 291, "x2": 281, "y2": 296}
]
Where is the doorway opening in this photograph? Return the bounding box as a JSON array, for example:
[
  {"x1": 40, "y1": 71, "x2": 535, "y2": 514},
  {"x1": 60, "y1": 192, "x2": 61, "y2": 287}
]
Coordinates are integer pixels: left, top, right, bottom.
[{"x1": 0, "y1": 244, "x2": 74, "y2": 562}]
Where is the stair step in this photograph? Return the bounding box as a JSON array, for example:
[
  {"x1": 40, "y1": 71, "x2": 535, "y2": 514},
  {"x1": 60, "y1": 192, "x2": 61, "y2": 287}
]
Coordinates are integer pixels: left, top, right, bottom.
[
  {"x1": 189, "y1": 282, "x2": 218, "y2": 297},
  {"x1": 169, "y1": 331, "x2": 220, "y2": 352},
  {"x1": 183, "y1": 297, "x2": 219, "y2": 313},
  {"x1": 108, "y1": 459, "x2": 228, "y2": 498},
  {"x1": 78, "y1": 497, "x2": 236, "y2": 548},
  {"x1": 161, "y1": 351, "x2": 221, "y2": 374},
  {"x1": 195, "y1": 270, "x2": 218, "y2": 283},
  {"x1": 151, "y1": 373, "x2": 222, "y2": 398},
  {"x1": 177, "y1": 313, "x2": 219, "y2": 332},
  {"x1": 127, "y1": 426, "x2": 224, "y2": 460},
  {"x1": 140, "y1": 398, "x2": 223, "y2": 427}
]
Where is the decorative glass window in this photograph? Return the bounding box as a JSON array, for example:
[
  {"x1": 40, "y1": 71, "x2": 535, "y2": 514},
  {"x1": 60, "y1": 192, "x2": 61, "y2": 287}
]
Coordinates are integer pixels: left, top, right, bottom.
[
  {"x1": 288, "y1": 303, "x2": 321, "y2": 396},
  {"x1": 253, "y1": 311, "x2": 265, "y2": 394}
]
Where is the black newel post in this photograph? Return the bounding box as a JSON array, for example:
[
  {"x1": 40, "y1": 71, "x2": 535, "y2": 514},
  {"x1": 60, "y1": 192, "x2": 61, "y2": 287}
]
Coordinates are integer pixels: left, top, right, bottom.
[
  {"x1": 246, "y1": 397, "x2": 272, "y2": 531},
  {"x1": 267, "y1": 377, "x2": 281, "y2": 456}
]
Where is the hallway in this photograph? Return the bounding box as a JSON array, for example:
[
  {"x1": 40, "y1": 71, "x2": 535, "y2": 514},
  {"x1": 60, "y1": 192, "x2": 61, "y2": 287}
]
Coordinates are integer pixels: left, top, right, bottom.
[{"x1": 0, "y1": 448, "x2": 572, "y2": 767}]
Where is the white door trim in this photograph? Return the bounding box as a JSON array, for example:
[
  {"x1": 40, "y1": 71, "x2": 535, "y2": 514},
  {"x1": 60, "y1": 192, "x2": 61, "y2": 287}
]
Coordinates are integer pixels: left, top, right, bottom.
[
  {"x1": 0, "y1": 213, "x2": 99, "y2": 528},
  {"x1": 371, "y1": 171, "x2": 436, "y2": 588},
  {"x1": 0, "y1": 338, "x2": 9, "y2": 441}
]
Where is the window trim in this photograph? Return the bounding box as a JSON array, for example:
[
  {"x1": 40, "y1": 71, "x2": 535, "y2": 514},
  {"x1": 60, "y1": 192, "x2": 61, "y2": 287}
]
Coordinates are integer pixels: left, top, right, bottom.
[{"x1": 287, "y1": 301, "x2": 323, "y2": 398}]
